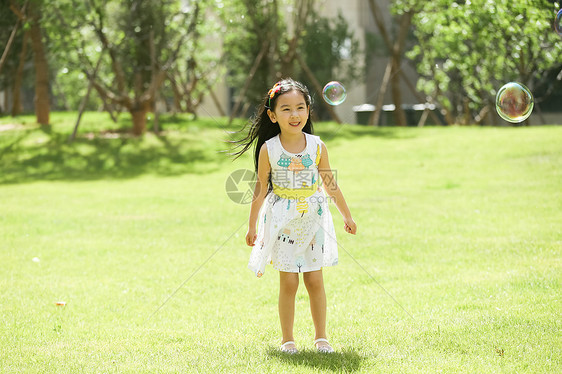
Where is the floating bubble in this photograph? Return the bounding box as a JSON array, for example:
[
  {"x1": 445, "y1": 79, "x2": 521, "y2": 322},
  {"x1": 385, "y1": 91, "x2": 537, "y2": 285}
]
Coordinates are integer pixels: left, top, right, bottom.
[
  {"x1": 554, "y1": 9, "x2": 562, "y2": 36},
  {"x1": 322, "y1": 81, "x2": 347, "y2": 106},
  {"x1": 495, "y1": 82, "x2": 534, "y2": 123}
]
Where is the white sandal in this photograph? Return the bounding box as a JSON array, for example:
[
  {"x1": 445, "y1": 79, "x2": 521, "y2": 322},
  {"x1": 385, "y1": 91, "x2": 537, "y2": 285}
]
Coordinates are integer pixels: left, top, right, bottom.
[
  {"x1": 314, "y1": 338, "x2": 335, "y2": 353},
  {"x1": 280, "y1": 340, "x2": 298, "y2": 354}
]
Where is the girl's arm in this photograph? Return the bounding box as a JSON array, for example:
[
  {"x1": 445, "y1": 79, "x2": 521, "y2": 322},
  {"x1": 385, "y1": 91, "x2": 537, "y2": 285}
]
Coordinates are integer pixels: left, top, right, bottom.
[
  {"x1": 318, "y1": 141, "x2": 357, "y2": 235},
  {"x1": 246, "y1": 143, "x2": 271, "y2": 246}
]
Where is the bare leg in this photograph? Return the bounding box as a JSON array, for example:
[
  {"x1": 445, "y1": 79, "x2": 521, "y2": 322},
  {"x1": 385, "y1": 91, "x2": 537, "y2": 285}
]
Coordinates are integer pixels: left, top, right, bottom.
[
  {"x1": 279, "y1": 271, "x2": 299, "y2": 348},
  {"x1": 303, "y1": 270, "x2": 331, "y2": 349}
]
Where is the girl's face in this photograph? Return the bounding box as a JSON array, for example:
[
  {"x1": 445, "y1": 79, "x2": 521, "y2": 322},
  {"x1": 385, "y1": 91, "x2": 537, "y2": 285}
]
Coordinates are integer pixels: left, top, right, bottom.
[{"x1": 267, "y1": 90, "x2": 309, "y2": 134}]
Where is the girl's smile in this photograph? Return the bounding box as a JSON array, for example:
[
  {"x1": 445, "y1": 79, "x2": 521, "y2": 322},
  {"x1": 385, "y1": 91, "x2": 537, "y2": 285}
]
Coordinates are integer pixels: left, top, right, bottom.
[{"x1": 267, "y1": 90, "x2": 309, "y2": 133}]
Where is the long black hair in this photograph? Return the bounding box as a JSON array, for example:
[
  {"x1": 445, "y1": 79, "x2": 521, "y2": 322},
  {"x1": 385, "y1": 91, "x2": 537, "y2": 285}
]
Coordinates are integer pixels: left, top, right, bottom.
[{"x1": 228, "y1": 78, "x2": 315, "y2": 189}]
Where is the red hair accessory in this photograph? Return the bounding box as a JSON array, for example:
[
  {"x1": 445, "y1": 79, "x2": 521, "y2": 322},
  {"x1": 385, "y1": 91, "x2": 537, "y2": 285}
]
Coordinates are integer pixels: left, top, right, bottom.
[
  {"x1": 268, "y1": 83, "x2": 282, "y2": 98},
  {"x1": 267, "y1": 82, "x2": 283, "y2": 108}
]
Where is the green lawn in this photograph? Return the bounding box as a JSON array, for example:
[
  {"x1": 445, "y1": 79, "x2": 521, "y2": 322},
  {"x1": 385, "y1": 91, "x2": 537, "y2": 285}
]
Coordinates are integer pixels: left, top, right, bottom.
[{"x1": 1, "y1": 112, "x2": 560, "y2": 373}]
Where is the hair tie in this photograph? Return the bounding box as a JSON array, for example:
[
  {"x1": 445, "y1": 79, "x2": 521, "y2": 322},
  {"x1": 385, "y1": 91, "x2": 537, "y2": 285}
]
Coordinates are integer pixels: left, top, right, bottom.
[{"x1": 266, "y1": 82, "x2": 283, "y2": 108}]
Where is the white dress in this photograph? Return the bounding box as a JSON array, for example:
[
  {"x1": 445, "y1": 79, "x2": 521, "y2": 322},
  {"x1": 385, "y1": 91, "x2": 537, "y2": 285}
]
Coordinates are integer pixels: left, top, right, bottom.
[{"x1": 248, "y1": 132, "x2": 338, "y2": 277}]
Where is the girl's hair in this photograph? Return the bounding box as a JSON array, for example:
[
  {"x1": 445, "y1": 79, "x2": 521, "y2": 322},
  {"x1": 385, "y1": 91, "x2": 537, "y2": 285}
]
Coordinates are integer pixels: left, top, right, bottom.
[{"x1": 228, "y1": 78, "x2": 314, "y2": 192}]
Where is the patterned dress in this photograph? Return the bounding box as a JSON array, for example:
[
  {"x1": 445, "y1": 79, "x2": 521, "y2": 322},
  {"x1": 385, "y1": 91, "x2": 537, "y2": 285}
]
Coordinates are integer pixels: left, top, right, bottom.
[{"x1": 248, "y1": 132, "x2": 338, "y2": 277}]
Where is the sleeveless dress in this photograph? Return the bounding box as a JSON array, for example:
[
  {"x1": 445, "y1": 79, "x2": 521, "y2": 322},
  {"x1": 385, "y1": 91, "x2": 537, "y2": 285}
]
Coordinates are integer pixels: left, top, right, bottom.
[{"x1": 248, "y1": 132, "x2": 338, "y2": 277}]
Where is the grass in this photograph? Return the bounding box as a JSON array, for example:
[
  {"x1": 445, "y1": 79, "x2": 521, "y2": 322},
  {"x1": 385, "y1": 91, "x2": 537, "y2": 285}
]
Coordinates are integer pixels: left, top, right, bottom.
[{"x1": 0, "y1": 112, "x2": 560, "y2": 373}]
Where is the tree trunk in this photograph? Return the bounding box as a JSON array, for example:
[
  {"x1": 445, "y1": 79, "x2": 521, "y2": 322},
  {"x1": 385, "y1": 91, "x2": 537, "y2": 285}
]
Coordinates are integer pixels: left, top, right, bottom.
[
  {"x1": 368, "y1": 1, "x2": 412, "y2": 127},
  {"x1": 149, "y1": 30, "x2": 160, "y2": 134},
  {"x1": 12, "y1": 74, "x2": 23, "y2": 117},
  {"x1": 417, "y1": 108, "x2": 429, "y2": 127},
  {"x1": 462, "y1": 98, "x2": 471, "y2": 125},
  {"x1": 391, "y1": 59, "x2": 407, "y2": 126},
  {"x1": 69, "y1": 52, "x2": 104, "y2": 142},
  {"x1": 400, "y1": 70, "x2": 448, "y2": 126},
  {"x1": 12, "y1": 30, "x2": 29, "y2": 116},
  {"x1": 169, "y1": 75, "x2": 183, "y2": 113},
  {"x1": 0, "y1": 19, "x2": 20, "y2": 76},
  {"x1": 3, "y1": 90, "x2": 9, "y2": 114},
  {"x1": 209, "y1": 87, "x2": 226, "y2": 117},
  {"x1": 296, "y1": 54, "x2": 342, "y2": 124},
  {"x1": 228, "y1": 41, "x2": 268, "y2": 124},
  {"x1": 389, "y1": 11, "x2": 412, "y2": 127},
  {"x1": 475, "y1": 105, "x2": 490, "y2": 126},
  {"x1": 368, "y1": 59, "x2": 392, "y2": 126},
  {"x1": 130, "y1": 102, "x2": 148, "y2": 136},
  {"x1": 101, "y1": 97, "x2": 119, "y2": 123},
  {"x1": 28, "y1": 4, "x2": 50, "y2": 125}
]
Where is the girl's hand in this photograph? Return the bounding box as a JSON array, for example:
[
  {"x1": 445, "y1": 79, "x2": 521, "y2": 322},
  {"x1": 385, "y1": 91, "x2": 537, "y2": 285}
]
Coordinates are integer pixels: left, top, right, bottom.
[
  {"x1": 343, "y1": 217, "x2": 357, "y2": 235},
  {"x1": 246, "y1": 227, "x2": 257, "y2": 246}
]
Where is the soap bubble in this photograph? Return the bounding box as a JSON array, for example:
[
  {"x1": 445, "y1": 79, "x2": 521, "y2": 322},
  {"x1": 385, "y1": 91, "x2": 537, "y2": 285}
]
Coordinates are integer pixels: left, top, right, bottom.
[
  {"x1": 554, "y1": 9, "x2": 562, "y2": 36},
  {"x1": 322, "y1": 81, "x2": 347, "y2": 106},
  {"x1": 495, "y1": 82, "x2": 534, "y2": 123}
]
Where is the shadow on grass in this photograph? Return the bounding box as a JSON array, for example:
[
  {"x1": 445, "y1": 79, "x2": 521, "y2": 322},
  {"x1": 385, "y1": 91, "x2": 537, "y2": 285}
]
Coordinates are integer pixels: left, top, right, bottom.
[
  {"x1": 0, "y1": 130, "x2": 31, "y2": 160},
  {"x1": 0, "y1": 128, "x2": 229, "y2": 184},
  {"x1": 0, "y1": 113, "x2": 415, "y2": 185},
  {"x1": 266, "y1": 346, "x2": 368, "y2": 372}
]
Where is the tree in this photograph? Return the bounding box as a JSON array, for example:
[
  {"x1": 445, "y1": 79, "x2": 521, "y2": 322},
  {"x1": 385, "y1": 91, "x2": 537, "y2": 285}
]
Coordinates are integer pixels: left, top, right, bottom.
[
  {"x1": 0, "y1": 0, "x2": 27, "y2": 115},
  {"x1": 405, "y1": 0, "x2": 562, "y2": 125},
  {"x1": 221, "y1": 0, "x2": 283, "y2": 116},
  {"x1": 27, "y1": 0, "x2": 50, "y2": 124},
  {"x1": 299, "y1": 8, "x2": 362, "y2": 121},
  {"x1": 366, "y1": 0, "x2": 420, "y2": 127},
  {"x1": 11, "y1": 26, "x2": 29, "y2": 116},
  {"x1": 221, "y1": 0, "x2": 363, "y2": 122},
  {"x1": 0, "y1": 0, "x2": 23, "y2": 76},
  {"x1": 5, "y1": 0, "x2": 50, "y2": 124},
  {"x1": 85, "y1": 0, "x2": 178, "y2": 135},
  {"x1": 49, "y1": 0, "x2": 209, "y2": 135},
  {"x1": 165, "y1": 3, "x2": 223, "y2": 119}
]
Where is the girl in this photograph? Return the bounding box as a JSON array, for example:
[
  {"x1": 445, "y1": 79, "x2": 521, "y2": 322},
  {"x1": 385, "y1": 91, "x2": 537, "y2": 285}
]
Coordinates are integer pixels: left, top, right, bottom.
[{"x1": 230, "y1": 78, "x2": 357, "y2": 354}]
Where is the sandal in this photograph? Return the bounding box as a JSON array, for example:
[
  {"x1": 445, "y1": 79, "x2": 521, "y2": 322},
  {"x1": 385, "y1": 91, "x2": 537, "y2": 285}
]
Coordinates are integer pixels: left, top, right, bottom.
[
  {"x1": 314, "y1": 338, "x2": 335, "y2": 353},
  {"x1": 280, "y1": 340, "x2": 298, "y2": 354}
]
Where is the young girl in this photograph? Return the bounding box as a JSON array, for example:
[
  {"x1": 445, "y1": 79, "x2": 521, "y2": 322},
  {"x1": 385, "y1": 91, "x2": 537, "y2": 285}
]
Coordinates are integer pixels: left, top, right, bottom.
[{"x1": 230, "y1": 78, "x2": 357, "y2": 354}]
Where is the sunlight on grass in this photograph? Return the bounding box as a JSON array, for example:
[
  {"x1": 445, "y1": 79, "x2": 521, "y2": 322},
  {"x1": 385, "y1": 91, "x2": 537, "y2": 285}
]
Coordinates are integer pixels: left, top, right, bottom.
[{"x1": 0, "y1": 113, "x2": 560, "y2": 372}]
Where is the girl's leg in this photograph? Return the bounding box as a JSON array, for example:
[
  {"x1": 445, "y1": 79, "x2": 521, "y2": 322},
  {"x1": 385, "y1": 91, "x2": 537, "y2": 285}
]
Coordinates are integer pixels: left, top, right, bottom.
[
  {"x1": 303, "y1": 270, "x2": 330, "y2": 347},
  {"x1": 279, "y1": 271, "x2": 299, "y2": 346}
]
